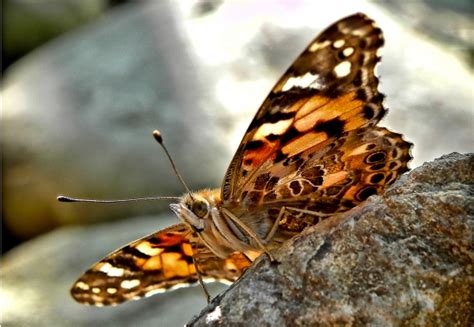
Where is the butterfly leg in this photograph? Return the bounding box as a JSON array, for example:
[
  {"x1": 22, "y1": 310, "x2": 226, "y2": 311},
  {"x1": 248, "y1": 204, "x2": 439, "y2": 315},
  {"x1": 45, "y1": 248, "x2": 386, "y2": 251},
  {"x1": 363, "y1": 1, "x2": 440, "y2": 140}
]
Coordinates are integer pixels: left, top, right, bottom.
[
  {"x1": 286, "y1": 207, "x2": 329, "y2": 217},
  {"x1": 263, "y1": 206, "x2": 287, "y2": 243},
  {"x1": 221, "y1": 207, "x2": 276, "y2": 262},
  {"x1": 192, "y1": 257, "x2": 212, "y2": 303}
]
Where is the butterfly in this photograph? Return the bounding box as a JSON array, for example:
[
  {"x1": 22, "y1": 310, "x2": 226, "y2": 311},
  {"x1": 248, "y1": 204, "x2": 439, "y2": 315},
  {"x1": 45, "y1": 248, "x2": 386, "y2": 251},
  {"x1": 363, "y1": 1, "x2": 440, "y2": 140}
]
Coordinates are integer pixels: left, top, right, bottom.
[{"x1": 69, "y1": 13, "x2": 412, "y2": 306}]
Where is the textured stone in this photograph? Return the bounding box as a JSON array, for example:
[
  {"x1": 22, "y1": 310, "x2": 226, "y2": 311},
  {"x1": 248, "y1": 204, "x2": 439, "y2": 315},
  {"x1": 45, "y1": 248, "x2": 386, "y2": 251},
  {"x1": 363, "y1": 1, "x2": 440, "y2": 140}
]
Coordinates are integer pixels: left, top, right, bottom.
[{"x1": 188, "y1": 153, "x2": 473, "y2": 326}]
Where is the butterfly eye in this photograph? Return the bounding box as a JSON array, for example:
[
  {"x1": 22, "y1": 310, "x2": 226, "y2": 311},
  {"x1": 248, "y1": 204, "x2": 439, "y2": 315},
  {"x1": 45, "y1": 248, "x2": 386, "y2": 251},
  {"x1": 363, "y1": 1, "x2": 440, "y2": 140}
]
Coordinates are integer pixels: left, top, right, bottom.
[{"x1": 192, "y1": 200, "x2": 208, "y2": 218}]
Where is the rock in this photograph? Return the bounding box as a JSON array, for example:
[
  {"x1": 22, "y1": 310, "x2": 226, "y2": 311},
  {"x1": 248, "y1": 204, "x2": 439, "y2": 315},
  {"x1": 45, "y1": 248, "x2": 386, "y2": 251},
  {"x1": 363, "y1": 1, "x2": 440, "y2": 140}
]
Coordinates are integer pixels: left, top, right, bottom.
[
  {"x1": 188, "y1": 153, "x2": 473, "y2": 326},
  {"x1": 377, "y1": 1, "x2": 473, "y2": 65},
  {"x1": 3, "y1": 0, "x2": 108, "y2": 67},
  {"x1": 3, "y1": 1, "x2": 473, "y2": 242}
]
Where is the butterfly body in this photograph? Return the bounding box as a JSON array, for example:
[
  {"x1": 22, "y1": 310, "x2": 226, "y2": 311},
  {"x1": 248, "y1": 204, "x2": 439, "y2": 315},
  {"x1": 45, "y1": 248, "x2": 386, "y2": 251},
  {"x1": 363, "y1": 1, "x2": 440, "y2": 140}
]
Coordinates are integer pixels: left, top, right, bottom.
[
  {"x1": 70, "y1": 13, "x2": 412, "y2": 306},
  {"x1": 171, "y1": 190, "x2": 258, "y2": 258}
]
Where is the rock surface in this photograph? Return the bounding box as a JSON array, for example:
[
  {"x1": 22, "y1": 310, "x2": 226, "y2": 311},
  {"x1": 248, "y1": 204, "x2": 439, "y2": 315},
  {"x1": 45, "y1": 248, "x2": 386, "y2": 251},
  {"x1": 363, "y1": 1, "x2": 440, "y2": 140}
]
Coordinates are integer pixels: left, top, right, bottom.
[{"x1": 188, "y1": 153, "x2": 474, "y2": 326}]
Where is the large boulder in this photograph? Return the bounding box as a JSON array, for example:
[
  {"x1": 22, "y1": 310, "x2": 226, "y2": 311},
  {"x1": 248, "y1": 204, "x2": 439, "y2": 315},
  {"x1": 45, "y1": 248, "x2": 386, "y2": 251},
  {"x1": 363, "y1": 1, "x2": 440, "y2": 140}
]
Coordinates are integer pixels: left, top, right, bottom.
[{"x1": 189, "y1": 153, "x2": 473, "y2": 326}]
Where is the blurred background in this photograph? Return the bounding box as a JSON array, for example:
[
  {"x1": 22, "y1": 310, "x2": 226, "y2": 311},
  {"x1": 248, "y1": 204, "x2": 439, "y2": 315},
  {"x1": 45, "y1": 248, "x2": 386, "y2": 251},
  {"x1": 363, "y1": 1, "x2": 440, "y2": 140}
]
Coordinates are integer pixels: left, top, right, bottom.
[{"x1": 2, "y1": 0, "x2": 473, "y2": 326}]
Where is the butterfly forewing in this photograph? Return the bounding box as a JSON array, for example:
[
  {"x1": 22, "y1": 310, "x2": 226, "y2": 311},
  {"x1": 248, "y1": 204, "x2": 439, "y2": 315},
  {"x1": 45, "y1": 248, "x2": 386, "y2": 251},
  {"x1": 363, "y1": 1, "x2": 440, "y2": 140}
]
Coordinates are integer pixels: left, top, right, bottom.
[{"x1": 222, "y1": 13, "x2": 390, "y2": 203}]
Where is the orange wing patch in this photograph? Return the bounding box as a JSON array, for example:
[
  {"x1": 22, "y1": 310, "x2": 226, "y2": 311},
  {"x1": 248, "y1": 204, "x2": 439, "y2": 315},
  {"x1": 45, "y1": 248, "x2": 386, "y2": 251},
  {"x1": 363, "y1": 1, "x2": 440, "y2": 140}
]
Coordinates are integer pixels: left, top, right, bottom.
[{"x1": 294, "y1": 92, "x2": 363, "y2": 131}]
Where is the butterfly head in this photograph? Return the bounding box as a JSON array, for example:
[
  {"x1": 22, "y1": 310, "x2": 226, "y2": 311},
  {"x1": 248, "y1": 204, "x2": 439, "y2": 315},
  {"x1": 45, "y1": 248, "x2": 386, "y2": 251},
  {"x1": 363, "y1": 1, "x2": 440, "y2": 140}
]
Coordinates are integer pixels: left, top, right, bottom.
[{"x1": 170, "y1": 193, "x2": 212, "y2": 233}]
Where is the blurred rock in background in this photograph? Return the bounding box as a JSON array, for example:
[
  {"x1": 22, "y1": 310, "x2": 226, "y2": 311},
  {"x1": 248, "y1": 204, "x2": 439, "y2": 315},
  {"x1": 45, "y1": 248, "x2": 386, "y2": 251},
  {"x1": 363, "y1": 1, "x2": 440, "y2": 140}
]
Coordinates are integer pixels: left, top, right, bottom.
[
  {"x1": 378, "y1": 0, "x2": 472, "y2": 67},
  {"x1": 2, "y1": 0, "x2": 473, "y2": 325},
  {"x1": 2, "y1": 0, "x2": 111, "y2": 72},
  {"x1": 2, "y1": 0, "x2": 133, "y2": 251}
]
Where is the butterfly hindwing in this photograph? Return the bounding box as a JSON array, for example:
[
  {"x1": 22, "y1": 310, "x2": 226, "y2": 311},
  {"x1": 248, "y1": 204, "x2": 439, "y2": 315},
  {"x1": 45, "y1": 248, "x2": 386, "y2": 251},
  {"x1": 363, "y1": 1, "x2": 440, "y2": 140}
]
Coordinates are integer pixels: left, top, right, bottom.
[
  {"x1": 70, "y1": 224, "x2": 251, "y2": 306},
  {"x1": 70, "y1": 224, "x2": 197, "y2": 306},
  {"x1": 251, "y1": 127, "x2": 412, "y2": 233}
]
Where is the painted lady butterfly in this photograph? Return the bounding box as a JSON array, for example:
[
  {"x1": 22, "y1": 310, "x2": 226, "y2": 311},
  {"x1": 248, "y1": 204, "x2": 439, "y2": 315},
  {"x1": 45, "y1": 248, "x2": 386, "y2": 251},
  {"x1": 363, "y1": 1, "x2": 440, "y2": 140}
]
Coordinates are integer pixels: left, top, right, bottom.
[{"x1": 68, "y1": 13, "x2": 412, "y2": 306}]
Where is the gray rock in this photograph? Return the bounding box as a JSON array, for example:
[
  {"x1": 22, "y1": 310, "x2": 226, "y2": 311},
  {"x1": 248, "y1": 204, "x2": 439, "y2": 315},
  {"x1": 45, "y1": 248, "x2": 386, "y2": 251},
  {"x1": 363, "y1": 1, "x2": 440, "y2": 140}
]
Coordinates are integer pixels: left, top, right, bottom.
[
  {"x1": 3, "y1": 0, "x2": 108, "y2": 63},
  {"x1": 188, "y1": 153, "x2": 473, "y2": 326}
]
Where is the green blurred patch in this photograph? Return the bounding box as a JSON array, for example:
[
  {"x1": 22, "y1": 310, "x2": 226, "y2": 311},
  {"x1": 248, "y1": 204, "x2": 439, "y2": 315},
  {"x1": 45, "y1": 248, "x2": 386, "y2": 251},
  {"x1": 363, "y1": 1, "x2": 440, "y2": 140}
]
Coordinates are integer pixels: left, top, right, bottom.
[{"x1": 3, "y1": 0, "x2": 108, "y2": 71}]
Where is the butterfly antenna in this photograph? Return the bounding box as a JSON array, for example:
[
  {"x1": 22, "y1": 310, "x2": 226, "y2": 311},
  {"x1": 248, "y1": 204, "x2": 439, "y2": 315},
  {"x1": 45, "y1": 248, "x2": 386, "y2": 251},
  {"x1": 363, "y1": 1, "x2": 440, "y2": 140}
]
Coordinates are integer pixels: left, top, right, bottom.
[
  {"x1": 152, "y1": 130, "x2": 194, "y2": 199},
  {"x1": 57, "y1": 195, "x2": 181, "y2": 203}
]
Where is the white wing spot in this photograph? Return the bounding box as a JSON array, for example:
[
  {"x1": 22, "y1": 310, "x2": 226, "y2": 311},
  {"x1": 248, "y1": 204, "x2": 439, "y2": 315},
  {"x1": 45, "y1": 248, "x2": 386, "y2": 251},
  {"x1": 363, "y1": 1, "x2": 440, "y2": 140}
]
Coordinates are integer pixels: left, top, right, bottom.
[
  {"x1": 203, "y1": 277, "x2": 217, "y2": 284},
  {"x1": 107, "y1": 288, "x2": 118, "y2": 294},
  {"x1": 92, "y1": 287, "x2": 101, "y2": 294},
  {"x1": 145, "y1": 288, "x2": 166, "y2": 298},
  {"x1": 120, "y1": 279, "x2": 140, "y2": 289},
  {"x1": 333, "y1": 39, "x2": 345, "y2": 48},
  {"x1": 144, "y1": 283, "x2": 192, "y2": 298},
  {"x1": 342, "y1": 47, "x2": 354, "y2": 57},
  {"x1": 282, "y1": 72, "x2": 322, "y2": 92},
  {"x1": 374, "y1": 60, "x2": 381, "y2": 77},
  {"x1": 309, "y1": 40, "x2": 331, "y2": 52},
  {"x1": 75, "y1": 281, "x2": 90, "y2": 290},
  {"x1": 168, "y1": 283, "x2": 191, "y2": 292},
  {"x1": 99, "y1": 262, "x2": 125, "y2": 277},
  {"x1": 254, "y1": 119, "x2": 292, "y2": 140},
  {"x1": 135, "y1": 242, "x2": 164, "y2": 256},
  {"x1": 351, "y1": 25, "x2": 373, "y2": 36},
  {"x1": 334, "y1": 61, "x2": 351, "y2": 77}
]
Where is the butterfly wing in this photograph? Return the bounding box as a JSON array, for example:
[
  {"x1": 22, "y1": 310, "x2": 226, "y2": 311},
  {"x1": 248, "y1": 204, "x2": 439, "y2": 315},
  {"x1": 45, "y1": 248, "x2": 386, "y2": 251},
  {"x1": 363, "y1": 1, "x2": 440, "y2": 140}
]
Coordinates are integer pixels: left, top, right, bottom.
[
  {"x1": 222, "y1": 13, "x2": 388, "y2": 202},
  {"x1": 221, "y1": 14, "x2": 411, "y2": 230},
  {"x1": 249, "y1": 127, "x2": 411, "y2": 233},
  {"x1": 70, "y1": 224, "x2": 251, "y2": 306}
]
